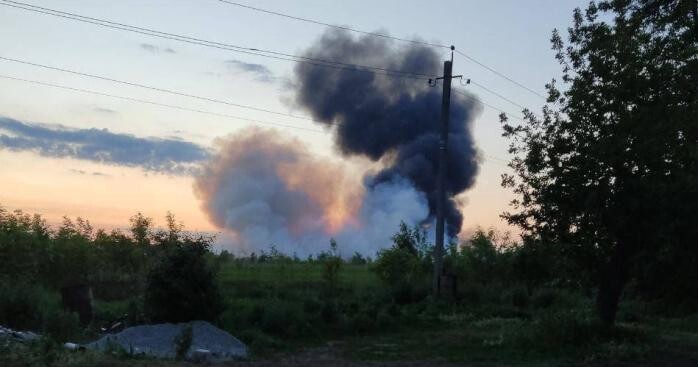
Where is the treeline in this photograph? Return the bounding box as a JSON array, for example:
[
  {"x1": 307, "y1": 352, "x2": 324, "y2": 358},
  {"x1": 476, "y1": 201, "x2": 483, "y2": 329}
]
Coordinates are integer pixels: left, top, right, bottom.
[
  {"x1": 2, "y1": 202, "x2": 696, "y2": 358},
  {"x1": 0, "y1": 206, "x2": 219, "y2": 340},
  {"x1": 0, "y1": 208, "x2": 210, "y2": 291}
]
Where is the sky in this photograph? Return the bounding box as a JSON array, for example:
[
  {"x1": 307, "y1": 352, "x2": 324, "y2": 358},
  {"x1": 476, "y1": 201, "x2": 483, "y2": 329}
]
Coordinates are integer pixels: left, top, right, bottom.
[{"x1": 0, "y1": 0, "x2": 588, "y2": 245}]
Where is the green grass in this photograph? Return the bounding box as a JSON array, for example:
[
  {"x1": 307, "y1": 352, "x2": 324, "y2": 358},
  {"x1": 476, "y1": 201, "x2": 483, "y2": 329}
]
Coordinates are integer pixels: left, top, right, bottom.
[
  {"x1": 16, "y1": 260, "x2": 698, "y2": 366},
  {"x1": 218, "y1": 262, "x2": 378, "y2": 287},
  {"x1": 211, "y1": 260, "x2": 698, "y2": 365}
]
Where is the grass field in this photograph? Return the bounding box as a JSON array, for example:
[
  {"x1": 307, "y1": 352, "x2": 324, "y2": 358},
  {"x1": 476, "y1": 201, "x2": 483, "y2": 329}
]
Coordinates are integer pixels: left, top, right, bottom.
[
  {"x1": 208, "y1": 261, "x2": 698, "y2": 365},
  {"x1": 4, "y1": 259, "x2": 698, "y2": 367}
]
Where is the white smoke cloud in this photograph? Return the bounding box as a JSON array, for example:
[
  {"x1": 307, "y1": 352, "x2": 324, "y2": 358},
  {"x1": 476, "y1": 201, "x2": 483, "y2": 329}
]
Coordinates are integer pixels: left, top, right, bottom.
[
  {"x1": 195, "y1": 128, "x2": 430, "y2": 256},
  {"x1": 333, "y1": 179, "x2": 429, "y2": 256}
]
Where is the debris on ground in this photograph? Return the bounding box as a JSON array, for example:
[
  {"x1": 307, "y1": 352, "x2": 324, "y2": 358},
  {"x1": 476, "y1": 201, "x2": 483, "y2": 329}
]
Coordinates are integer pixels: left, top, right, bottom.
[
  {"x1": 0, "y1": 325, "x2": 40, "y2": 343},
  {"x1": 87, "y1": 320, "x2": 248, "y2": 361}
]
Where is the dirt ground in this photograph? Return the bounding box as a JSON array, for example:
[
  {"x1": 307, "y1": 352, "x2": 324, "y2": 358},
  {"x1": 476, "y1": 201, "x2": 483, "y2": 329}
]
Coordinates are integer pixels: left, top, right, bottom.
[{"x1": 224, "y1": 344, "x2": 464, "y2": 367}]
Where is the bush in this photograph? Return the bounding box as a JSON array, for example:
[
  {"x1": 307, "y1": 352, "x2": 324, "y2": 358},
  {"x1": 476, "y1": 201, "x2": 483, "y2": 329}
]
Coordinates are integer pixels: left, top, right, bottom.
[
  {"x1": 261, "y1": 301, "x2": 299, "y2": 335},
  {"x1": 531, "y1": 288, "x2": 558, "y2": 309},
  {"x1": 0, "y1": 284, "x2": 50, "y2": 330},
  {"x1": 347, "y1": 312, "x2": 374, "y2": 335},
  {"x1": 144, "y1": 242, "x2": 223, "y2": 323},
  {"x1": 238, "y1": 329, "x2": 280, "y2": 352},
  {"x1": 350, "y1": 252, "x2": 367, "y2": 265},
  {"x1": 505, "y1": 287, "x2": 529, "y2": 309},
  {"x1": 42, "y1": 309, "x2": 82, "y2": 342},
  {"x1": 526, "y1": 309, "x2": 596, "y2": 347},
  {"x1": 0, "y1": 283, "x2": 83, "y2": 342},
  {"x1": 372, "y1": 247, "x2": 422, "y2": 299}
]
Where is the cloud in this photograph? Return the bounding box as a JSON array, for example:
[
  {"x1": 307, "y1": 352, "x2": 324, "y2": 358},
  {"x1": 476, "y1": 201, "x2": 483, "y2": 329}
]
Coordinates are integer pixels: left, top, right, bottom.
[
  {"x1": 224, "y1": 59, "x2": 274, "y2": 82},
  {"x1": 140, "y1": 43, "x2": 176, "y2": 54},
  {"x1": 68, "y1": 169, "x2": 111, "y2": 177},
  {"x1": 0, "y1": 117, "x2": 209, "y2": 175},
  {"x1": 92, "y1": 107, "x2": 118, "y2": 115}
]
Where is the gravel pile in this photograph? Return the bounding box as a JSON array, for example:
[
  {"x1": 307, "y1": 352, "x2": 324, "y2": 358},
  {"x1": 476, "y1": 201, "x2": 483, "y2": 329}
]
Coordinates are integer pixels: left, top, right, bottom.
[{"x1": 87, "y1": 321, "x2": 247, "y2": 361}]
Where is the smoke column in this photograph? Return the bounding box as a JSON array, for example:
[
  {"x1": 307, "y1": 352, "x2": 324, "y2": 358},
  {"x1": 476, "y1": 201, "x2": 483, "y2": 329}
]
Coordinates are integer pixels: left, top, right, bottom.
[
  {"x1": 293, "y1": 30, "x2": 481, "y2": 237},
  {"x1": 195, "y1": 30, "x2": 481, "y2": 255}
]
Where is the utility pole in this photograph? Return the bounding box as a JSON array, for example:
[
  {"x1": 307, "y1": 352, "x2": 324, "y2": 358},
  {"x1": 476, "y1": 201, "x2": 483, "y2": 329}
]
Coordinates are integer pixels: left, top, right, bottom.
[{"x1": 430, "y1": 46, "x2": 460, "y2": 297}]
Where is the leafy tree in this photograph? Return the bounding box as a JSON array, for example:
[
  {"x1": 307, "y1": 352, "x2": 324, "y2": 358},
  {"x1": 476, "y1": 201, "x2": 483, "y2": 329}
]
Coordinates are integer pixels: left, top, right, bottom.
[
  {"x1": 501, "y1": 0, "x2": 697, "y2": 326},
  {"x1": 373, "y1": 224, "x2": 432, "y2": 302},
  {"x1": 390, "y1": 221, "x2": 432, "y2": 258},
  {"x1": 53, "y1": 217, "x2": 96, "y2": 287},
  {"x1": 144, "y1": 236, "x2": 223, "y2": 323},
  {"x1": 129, "y1": 212, "x2": 153, "y2": 246},
  {"x1": 350, "y1": 252, "x2": 368, "y2": 265}
]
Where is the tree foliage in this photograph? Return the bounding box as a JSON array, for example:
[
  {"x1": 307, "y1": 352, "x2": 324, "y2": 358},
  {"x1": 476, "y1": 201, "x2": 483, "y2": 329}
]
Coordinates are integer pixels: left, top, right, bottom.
[
  {"x1": 144, "y1": 233, "x2": 223, "y2": 323},
  {"x1": 501, "y1": 0, "x2": 697, "y2": 326}
]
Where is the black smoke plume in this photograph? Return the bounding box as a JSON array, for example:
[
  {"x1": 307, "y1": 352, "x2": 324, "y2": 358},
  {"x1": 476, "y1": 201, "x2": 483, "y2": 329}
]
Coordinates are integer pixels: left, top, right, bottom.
[{"x1": 293, "y1": 30, "x2": 481, "y2": 236}]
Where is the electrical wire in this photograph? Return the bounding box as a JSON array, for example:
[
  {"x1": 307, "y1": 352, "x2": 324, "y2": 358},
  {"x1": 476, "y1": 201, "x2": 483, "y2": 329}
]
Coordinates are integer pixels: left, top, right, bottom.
[
  {"x1": 455, "y1": 50, "x2": 546, "y2": 99},
  {"x1": 452, "y1": 88, "x2": 524, "y2": 122},
  {"x1": 469, "y1": 80, "x2": 527, "y2": 110},
  {"x1": 212, "y1": 0, "x2": 544, "y2": 101},
  {"x1": 215, "y1": 0, "x2": 450, "y2": 49},
  {"x1": 0, "y1": 74, "x2": 513, "y2": 166},
  {"x1": 0, "y1": 55, "x2": 320, "y2": 123},
  {"x1": 0, "y1": 74, "x2": 327, "y2": 134},
  {"x1": 2, "y1": 0, "x2": 543, "y2": 114},
  {"x1": 0, "y1": 0, "x2": 436, "y2": 80}
]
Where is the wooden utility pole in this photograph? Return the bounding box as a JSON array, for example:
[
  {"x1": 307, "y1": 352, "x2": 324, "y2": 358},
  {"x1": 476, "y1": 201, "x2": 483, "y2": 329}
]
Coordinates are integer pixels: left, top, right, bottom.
[{"x1": 431, "y1": 46, "x2": 459, "y2": 297}]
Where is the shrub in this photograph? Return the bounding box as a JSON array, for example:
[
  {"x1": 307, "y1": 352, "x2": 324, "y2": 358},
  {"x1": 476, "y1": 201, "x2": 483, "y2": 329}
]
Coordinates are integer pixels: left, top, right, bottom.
[
  {"x1": 261, "y1": 301, "x2": 295, "y2": 335},
  {"x1": 144, "y1": 242, "x2": 223, "y2": 323},
  {"x1": 350, "y1": 252, "x2": 367, "y2": 265},
  {"x1": 372, "y1": 247, "x2": 421, "y2": 293},
  {"x1": 238, "y1": 329, "x2": 280, "y2": 352},
  {"x1": 348, "y1": 312, "x2": 374, "y2": 334},
  {"x1": 42, "y1": 309, "x2": 82, "y2": 342},
  {"x1": 0, "y1": 284, "x2": 48, "y2": 330},
  {"x1": 524, "y1": 309, "x2": 596, "y2": 347},
  {"x1": 321, "y1": 300, "x2": 339, "y2": 323},
  {"x1": 531, "y1": 288, "x2": 558, "y2": 309},
  {"x1": 506, "y1": 287, "x2": 529, "y2": 309}
]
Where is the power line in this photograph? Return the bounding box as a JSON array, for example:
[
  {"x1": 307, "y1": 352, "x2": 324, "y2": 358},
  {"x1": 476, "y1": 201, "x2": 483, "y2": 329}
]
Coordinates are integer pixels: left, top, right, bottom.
[
  {"x1": 1, "y1": 56, "x2": 528, "y2": 131},
  {"x1": 215, "y1": 0, "x2": 450, "y2": 49},
  {"x1": 0, "y1": 74, "x2": 327, "y2": 134},
  {"x1": 0, "y1": 55, "x2": 518, "y2": 163},
  {"x1": 452, "y1": 88, "x2": 524, "y2": 121},
  {"x1": 461, "y1": 79, "x2": 543, "y2": 120},
  {"x1": 0, "y1": 55, "x2": 320, "y2": 123},
  {"x1": 0, "y1": 74, "x2": 513, "y2": 167},
  {"x1": 0, "y1": 0, "x2": 435, "y2": 80},
  {"x1": 212, "y1": 0, "x2": 545, "y2": 100},
  {"x1": 469, "y1": 80, "x2": 527, "y2": 110},
  {"x1": 454, "y1": 50, "x2": 546, "y2": 99},
  {"x1": 2, "y1": 0, "x2": 542, "y2": 115}
]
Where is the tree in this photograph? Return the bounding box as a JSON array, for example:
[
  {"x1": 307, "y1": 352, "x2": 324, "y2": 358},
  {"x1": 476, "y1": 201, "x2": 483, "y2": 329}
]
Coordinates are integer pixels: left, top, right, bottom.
[
  {"x1": 373, "y1": 223, "x2": 433, "y2": 302},
  {"x1": 144, "y1": 236, "x2": 223, "y2": 323},
  {"x1": 129, "y1": 212, "x2": 153, "y2": 246},
  {"x1": 501, "y1": 0, "x2": 697, "y2": 326}
]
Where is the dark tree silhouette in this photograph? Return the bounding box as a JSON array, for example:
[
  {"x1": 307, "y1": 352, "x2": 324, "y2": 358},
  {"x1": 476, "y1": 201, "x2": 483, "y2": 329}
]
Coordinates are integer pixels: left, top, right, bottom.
[
  {"x1": 501, "y1": 0, "x2": 697, "y2": 327},
  {"x1": 144, "y1": 238, "x2": 223, "y2": 323}
]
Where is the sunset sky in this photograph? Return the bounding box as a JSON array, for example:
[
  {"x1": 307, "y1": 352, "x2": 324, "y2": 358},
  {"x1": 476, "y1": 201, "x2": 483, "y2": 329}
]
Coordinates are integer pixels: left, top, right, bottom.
[{"x1": 0, "y1": 0, "x2": 588, "y2": 249}]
